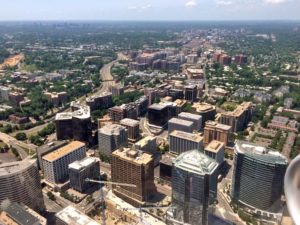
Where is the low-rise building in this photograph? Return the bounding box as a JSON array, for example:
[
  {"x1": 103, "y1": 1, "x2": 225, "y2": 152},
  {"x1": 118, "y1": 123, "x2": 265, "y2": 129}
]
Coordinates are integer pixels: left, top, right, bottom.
[
  {"x1": 56, "y1": 206, "x2": 98, "y2": 225},
  {"x1": 0, "y1": 203, "x2": 47, "y2": 225}
]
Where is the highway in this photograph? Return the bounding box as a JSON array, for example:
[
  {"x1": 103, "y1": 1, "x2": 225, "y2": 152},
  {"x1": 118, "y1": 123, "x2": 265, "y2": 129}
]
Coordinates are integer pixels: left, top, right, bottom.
[{"x1": 0, "y1": 132, "x2": 37, "y2": 159}]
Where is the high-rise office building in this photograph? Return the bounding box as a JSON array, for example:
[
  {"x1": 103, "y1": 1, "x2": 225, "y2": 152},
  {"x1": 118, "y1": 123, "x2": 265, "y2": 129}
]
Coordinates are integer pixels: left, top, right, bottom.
[
  {"x1": 220, "y1": 102, "x2": 252, "y2": 133},
  {"x1": 204, "y1": 121, "x2": 231, "y2": 146},
  {"x1": 168, "y1": 118, "x2": 194, "y2": 134},
  {"x1": 69, "y1": 157, "x2": 100, "y2": 193},
  {"x1": 168, "y1": 150, "x2": 218, "y2": 225},
  {"x1": 148, "y1": 103, "x2": 169, "y2": 127},
  {"x1": 55, "y1": 103, "x2": 91, "y2": 142},
  {"x1": 192, "y1": 103, "x2": 216, "y2": 126},
  {"x1": 42, "y1": 141, "x2": 86, "y2": 184},
  {"x1": 184, "y1": 85, "x2": 197, "y2": 102},
  {"x1": 37, "y1": 140, "x2": 68, "y2": 171},
  {"x1": 135, "y1": 95, "x2": 149, "y2": 116},
  {"x1": 111, "y1": 148, "x2": 156, "y2": 207},
  {"x1": 231, "y1": 141, "x2": 288, "y2": 212},
  {"x1": 168, "y1": 89, "x2": 184, "y2": 100},
  {"x1": 120, "y1": 118, "x2": 140, "y2": 141},
  {"x1": 169, "y1": 130, "x2": 203, "y2": 155},
  {"x1": 98, "y1": 124, "x2": 128, "y2": 157},
  {"x1": 0, "y1": 159, "x2": 45, "y2": 212},
  {"x1": 178, "y1": 112, "x2": 202, "y2": 131},
  {"x1": 109, "y1": 104, "x2": 138, "y2": 122}
]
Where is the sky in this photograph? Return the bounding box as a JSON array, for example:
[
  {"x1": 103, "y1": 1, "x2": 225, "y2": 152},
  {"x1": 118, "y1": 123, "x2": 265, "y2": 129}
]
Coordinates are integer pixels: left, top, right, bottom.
[{"x1": 0, "y1": 0, "x2": 299, "y2": 21}]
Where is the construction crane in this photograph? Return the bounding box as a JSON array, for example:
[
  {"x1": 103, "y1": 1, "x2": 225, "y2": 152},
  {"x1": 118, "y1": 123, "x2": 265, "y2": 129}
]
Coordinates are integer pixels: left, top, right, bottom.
[{"x1": 85, "y1": 178, "x2": 136, "y2": 225}]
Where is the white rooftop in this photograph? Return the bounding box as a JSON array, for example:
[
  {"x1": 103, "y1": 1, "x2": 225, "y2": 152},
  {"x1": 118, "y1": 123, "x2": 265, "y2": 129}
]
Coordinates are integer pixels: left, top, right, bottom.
[
  {"x1": 56, "y1": 206, "x2": 99, "y2": 225},
  {"x1": 68, "y1": 157, "x2": 99, "y2": 171}
]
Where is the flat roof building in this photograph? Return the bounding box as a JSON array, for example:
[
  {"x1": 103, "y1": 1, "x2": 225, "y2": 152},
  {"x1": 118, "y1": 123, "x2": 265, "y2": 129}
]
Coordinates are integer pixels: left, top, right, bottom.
[
  {"x1": 42, "y1": 141, "x2": 86, "y2": 184},
  {"x1": 192, "y1": 103, "x2": 216, "y2": 126},
  {"x1": 55, "y1": 103, "x2": 91, "y2": 142},
  {"x1": 120, "y1": 118, "x2": 140, "y2": 142},
  {"x1": 69, "y1": 157, "x2": 100, "y2": 193},
  {"x1": 168, "y1": 117, "x2": 194, "y2": 134},
  {"x1": 169, "y1": 130, "x2": 203, "y2": 155},
  {"x1": 204, "y1": 121, "x2": 231, "y2": 146},
  {"x1": 220, "y1": 102, "x2": 252, "y2": 133},
  {"x1": 111, "y1": 148, "x2": 156, "y2": 207},
  {"x1": 56, "y1": 206, "x2": 99, "y2": 225},
  {"x1": 204, "y1": 140, "x2": 225, "y2": 165},
  {"x1": 178, "y1": 112, "x2": 202, "y2": 131},
  {"x1": 98, "y1": 124, "x2": 128, "y2": 157},
  {"x1": 0, "y1": 202, "x2": 47, "y2": 225},
  {"x1": 37, "y1": 140, "x2": 68, "y2": 171}
]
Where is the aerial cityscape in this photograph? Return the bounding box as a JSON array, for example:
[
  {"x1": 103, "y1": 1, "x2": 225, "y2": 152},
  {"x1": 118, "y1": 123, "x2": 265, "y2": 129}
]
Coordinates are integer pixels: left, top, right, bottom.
[{"x1": 0, "y1": 1, "x2": 300, "y2": 225}]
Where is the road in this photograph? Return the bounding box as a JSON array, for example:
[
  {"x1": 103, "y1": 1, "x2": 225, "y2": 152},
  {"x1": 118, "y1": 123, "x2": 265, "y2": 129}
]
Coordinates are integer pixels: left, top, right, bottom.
[
  {"x1": 79, "y1": 52, "x2": 127, "y2": 104},
  {"x1": 0, "y1": 132, "x2": 37, "y2": 159},
  {"x1": 98, "y1": 52, "x2": 127, "y2": 92}
]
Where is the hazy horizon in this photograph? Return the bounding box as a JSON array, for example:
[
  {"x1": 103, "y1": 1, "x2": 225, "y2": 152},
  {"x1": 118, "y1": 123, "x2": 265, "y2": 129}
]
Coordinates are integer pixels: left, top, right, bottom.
[{"x1": 0, "y1": 0, "x2": 299, "y2": 21}]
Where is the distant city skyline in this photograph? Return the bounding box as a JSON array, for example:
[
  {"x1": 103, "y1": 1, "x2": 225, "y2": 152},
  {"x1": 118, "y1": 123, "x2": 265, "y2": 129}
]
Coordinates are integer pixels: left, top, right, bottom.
[{"x1": 0, "y1": 0, "x2": 299, "y2": 21}]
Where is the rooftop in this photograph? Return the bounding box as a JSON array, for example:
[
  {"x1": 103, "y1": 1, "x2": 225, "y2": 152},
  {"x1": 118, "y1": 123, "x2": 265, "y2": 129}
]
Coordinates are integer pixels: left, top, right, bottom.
[
  {"x1": 192, "y1": 102, "x2": 216, "y2": 113},
  {"x1": 1, "y1": 203, "x2": 39, "y2": 225},
  {"x1": 69, "y1": 157, "x2": 99, "y2": 171},
  {"x1": 134, "y1": 136, "x2": 156, "y2": 148},
  {"x1": 186, "y1": 68, "x2": 204, "y2": 74},
  {"x1": 56, "y1": 103, "x2": 90, "y2": 120},
  {"x1": 174, "y1": 149, "x2": 218, "y2": 175},
  {"x1": 148, "y1": 103, "x2": 168, "y2": 110},
  {"x1": 86, "y1": 91, "x2": 112, "y2": 102},
  {"x1": 221, "y1": 102, "x2": 252, "y2": 117},
  {"x1": 178, "y1": 112, "x2": 202, "y2": 120},
  {"x1": 170, "y1": 130, "x2": 203, "y2": 143},
  {"x1": 235, "y1": 140, "x2": 288, "y2": 165},
  {"x1": 99, "y1": 124, "x2": 127, "y2": 136},
  {"x1": 42, "y1": 141, "x2": 85, "y2": 162},
  {"x1": 0, "y1": 159, "x2": 36, "y2": 177},
  {"x1": 120, "y1": 118, "x2": 140, "y2": 127},
  {"x1": 168, "y1": 118, "x2": 193, "y2": 127},
  {"x1": 112, "y1": 148, "x2": 153, "y2": 165},
  {"x1": 56, "y1": 206, "x2": 99, "y2": 225},
  {"x1": 205, "y1": 140, "x2": 225, "y2": 153},
  {"x1": 205, "y1": 120, "x2": 231, "y2": 131},
  {"x1": 37, "y1": 140, "x2": 68, "y2": 155}
]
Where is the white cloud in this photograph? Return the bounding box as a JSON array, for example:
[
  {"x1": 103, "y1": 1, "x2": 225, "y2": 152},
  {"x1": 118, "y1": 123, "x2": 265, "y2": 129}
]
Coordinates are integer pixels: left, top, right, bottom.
[
  {"x1": 264, "y1": 0, "x2": 287, "y2": 4},
  {"x1": 128, "y1": 6, "x2": 138, "y2": 10},
  {"x1": 141, "y1": 4, "x2": 152, "y2": 9},
  {"x1": 215, "y1": 0, "x2": 233, "y2": 5},
  {"x1": 185, "y1": 0, "x2": 198, "y2": 7},
  {"x1": 128, "y1": 3, "x2": 152, "y2": 10}
]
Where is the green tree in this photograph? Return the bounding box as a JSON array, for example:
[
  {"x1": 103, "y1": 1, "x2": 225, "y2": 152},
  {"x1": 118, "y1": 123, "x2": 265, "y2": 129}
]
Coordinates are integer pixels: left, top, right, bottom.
[
  {"x1": 47, "y1": 191, "x2": 56, "y2": 201},
  {"x1": 15, "y1": 132, "x2": 27, "y2": 141}
]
